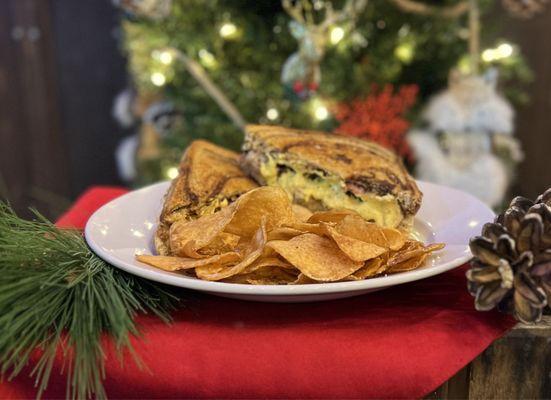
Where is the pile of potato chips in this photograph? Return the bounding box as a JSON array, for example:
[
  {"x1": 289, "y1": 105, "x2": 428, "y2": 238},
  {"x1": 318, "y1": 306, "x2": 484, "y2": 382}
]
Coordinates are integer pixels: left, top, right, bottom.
[{"x1": 136, "y1": 187, "x2": 444, "y2": 285}]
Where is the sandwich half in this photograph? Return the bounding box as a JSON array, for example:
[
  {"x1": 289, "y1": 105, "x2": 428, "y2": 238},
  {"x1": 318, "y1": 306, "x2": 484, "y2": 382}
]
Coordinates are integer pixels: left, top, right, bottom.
[
  {"x1": 155, "y1": 140, "x2": 258, "y2": 255},
  {"x1": 241, "y1": 125, "x2": 422, "y2": 230}
]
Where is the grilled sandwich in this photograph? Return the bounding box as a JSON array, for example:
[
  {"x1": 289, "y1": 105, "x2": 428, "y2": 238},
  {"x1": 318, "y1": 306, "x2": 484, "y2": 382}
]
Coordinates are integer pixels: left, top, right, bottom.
[
  {"x1": 241, "y1": 125, "x2": 422, "y2": 229},
  {"x1": 155, "y1": 140, "x2": 258, "y2": 255}
]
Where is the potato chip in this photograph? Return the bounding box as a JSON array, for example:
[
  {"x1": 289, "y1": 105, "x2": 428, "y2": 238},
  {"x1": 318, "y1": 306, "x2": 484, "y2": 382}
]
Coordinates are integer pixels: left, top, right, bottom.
[
  {"x1": 424, "y1": 243, "x2": 446, "y2": 253},
  {"x1": 136, "y1": 252, "x2": 241, "y2": 272},
  {"x1": 307, "y1": 209, "x2": 359, "y2": 224},
  {"x1": 321, "y1": 223, "x2": 386, "y2": 262},
  {"x1": 199, "y1": 232, "x2": 241, "y2": 255},
  {"x1": 267, "y1": 227, "x2": 304, "y2": 241},
  {"x1": 387, "y1": 241, "x2": 444, "y2": 267},
  {"x1": 240, "y1": 256, "x2": 294, "y2": 275},
  {"x1": 351, "y1": 258, "x2": 384, "y2": 279},
  {"x1": 336, "y1": 215, "x2": 406, "y2": 250},
  {"x1": 387, "y1": 253, "x2": 428, "y2": 273},
  {"x1": 195, "y1": 219, "x2": 267, "y2": 281},
  {"x1": 268, "y1": 233, "x2": 363, "y2": 282},
  {"x1": 225, "y1": 265, "x2": 298, "y2": 285},
  {"x1": 291, "y1": 273, "x2": 318, "y2": 285},
  {"x1": 169, "y1": 205, "x2": 236, "y2": 257},
  {"x1": 282, "y1": 221, "x2": 327, "y2": 236},
  {"x1": 225, "y1": 187, "x2": 294, "y2": 238},
  {"x1": 292, "y1": 204, "x2": 313, "y2": 222}
]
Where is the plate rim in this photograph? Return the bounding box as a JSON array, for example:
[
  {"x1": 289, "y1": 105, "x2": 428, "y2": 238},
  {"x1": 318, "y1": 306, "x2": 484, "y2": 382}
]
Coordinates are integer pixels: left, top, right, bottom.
[{"x1": 84, "y1": 180, "x2": 492, "y2": 296}]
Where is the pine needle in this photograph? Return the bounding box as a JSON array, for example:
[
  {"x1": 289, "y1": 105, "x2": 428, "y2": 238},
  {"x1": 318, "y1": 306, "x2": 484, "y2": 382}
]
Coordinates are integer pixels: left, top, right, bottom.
[{"x1": 0, "y1": 202, "x2": 180, "y2": 399}]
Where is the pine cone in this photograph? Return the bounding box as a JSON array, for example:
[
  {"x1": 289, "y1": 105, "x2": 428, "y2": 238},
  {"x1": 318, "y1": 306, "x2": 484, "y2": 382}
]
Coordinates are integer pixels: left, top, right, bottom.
[
  {"x1": 502, "y1": 0, "x2": 548, "y2": 19},
  {"x1": 467, "y1": 188, "x2": 551, "y2": 323}
]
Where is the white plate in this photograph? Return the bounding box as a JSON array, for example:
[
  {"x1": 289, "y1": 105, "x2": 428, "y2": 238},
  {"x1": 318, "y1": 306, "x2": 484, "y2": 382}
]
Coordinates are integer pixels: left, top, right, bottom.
[{"x1": 85, "y1": 181, "x2": 493, "y2": 303}]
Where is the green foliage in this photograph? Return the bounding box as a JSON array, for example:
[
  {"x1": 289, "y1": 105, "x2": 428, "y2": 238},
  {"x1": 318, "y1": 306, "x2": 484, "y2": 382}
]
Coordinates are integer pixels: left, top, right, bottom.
[
  {"x1": 120, "y1": 0, "x2": 532, "y2": 183},
  {"x1": 0, "y1": 203, "x2": 179, "y2": 399}
]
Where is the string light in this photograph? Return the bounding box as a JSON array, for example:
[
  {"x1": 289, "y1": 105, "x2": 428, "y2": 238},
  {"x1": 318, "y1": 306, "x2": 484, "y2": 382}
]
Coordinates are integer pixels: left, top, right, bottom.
[
  {"x1": 266, "y1": 108, "x2": 279, "y2": 120},
  {"x1": 482, "y1": 43, "x2": 514, "y2": 62},
  {"x1": 395, "y1": 43, "x2": 414, "y2": 63},
  {"x1": 219, "y1": 22, "x2": 237, "y2": 38},
  {"x1": 314, "y1": 104, "x2": 329, "y2": 120},
  {"x1": 150, "y1": 72, "x2": 166, "y2": 86},
  {"x1": 166, "y1": 166, "x2": 179, "y2": 179},
  {"x1": 199, "y1": 49, "x2": 217, "y2": 68},
  {"x1": 330, "y1": 26, "x2": 345, "y2": 45},
  {"x1": 159, "y1": 50, "x2": 174, "y2": 65}
]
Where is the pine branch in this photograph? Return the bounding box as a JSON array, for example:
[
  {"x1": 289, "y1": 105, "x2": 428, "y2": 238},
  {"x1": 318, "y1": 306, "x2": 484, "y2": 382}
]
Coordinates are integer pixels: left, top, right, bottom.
[{"x1": 0, "y1": 202, "x2": 180, "y2": 399}]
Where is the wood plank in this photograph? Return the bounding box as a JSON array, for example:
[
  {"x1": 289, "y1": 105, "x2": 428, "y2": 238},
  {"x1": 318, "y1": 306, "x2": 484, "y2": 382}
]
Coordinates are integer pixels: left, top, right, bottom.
[
  {"x1": 0, "y1": 0, "x2": 30, "y2": 213},
  {"x1": 50, "y1": 0, "x2": 127, "y2": 195},
  {"x1": 429, "y1": 316, "x2": 551, "y2": 399},
  {"x1": 498, "y1": 8, "x2": 551, "y2": 199},
  {"x1": 10, "y1": 0, "x2": 70, "y2": 217},
  {"x1": 468, "y1": 317, "x2": 551, "y2": 398}
]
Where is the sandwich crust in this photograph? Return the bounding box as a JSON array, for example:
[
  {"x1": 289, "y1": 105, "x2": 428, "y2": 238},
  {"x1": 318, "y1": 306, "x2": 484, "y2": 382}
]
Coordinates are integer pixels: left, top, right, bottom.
[
  {"x1": 241, "y1": 125, "x2": 422, "y2": 226},
  {"x1": 156, "y1": 140, "x2": 258, "y2": 254}
]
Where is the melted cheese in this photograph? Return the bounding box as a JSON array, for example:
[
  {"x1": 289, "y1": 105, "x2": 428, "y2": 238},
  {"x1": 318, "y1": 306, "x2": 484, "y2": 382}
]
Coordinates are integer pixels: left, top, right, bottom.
[{"x1": 260, "y1": 157, "x2": 403, "y2": 228}]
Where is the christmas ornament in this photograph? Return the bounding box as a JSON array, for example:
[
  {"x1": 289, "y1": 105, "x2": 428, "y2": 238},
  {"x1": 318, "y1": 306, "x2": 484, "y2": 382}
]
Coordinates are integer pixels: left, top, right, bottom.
[
  {"x1": 502, "y1": 0, "x2": 549, "y2": 18},
  {"x1": 408, "y1": 69, "x2": 522, "y2": 208},
  {"x1": 467, "y1": 189, "x2": 551, "y2": 323},
  {"x1": 113, "y1": 90, "x2": 183, "y2": 182},
  {"x1": 112, "y1": 0, "x2": 172, "y2": 20},
  {"x1": 281, "y1": 0, "x2": 367, "y2": 99},
  {"x1": 335, "y1": 84, "x2": 418, "y2": 161},
  {"x1": 112, "y1": 87, "x2": 137, "y2": 128}
]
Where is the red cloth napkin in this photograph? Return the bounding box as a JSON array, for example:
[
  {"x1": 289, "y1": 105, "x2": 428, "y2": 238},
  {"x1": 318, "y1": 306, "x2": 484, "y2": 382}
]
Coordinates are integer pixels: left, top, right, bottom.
[{"x1": 1, "y1": 187, "x2": 515, "y2": 399}]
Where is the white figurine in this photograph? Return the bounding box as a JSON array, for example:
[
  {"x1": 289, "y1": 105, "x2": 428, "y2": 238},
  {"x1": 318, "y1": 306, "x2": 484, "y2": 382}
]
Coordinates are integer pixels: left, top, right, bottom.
[{"x1": 408, "y1": 69, "x2": 521, "y2": 208}]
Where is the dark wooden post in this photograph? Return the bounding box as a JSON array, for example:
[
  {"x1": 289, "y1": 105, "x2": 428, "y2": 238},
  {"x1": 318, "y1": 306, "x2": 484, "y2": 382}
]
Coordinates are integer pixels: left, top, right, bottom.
[{"x1": 0, "y1": 0, "x2": 70, "y2": 217}]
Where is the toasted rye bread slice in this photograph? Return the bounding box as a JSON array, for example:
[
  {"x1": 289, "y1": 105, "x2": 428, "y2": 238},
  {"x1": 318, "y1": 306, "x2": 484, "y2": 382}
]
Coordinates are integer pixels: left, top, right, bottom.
[
  {"x1": 241, "y1": 125, "x2": 422, "y2": 229},
  {"x1": 155, "y1": 140, "x2": 258, "y2": 255}
]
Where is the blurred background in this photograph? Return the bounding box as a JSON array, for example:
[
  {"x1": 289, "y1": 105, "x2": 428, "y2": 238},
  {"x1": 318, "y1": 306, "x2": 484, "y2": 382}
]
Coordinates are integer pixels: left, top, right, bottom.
[{"x1": 1, "y1": 0, "x2": 550, "y2": 219}]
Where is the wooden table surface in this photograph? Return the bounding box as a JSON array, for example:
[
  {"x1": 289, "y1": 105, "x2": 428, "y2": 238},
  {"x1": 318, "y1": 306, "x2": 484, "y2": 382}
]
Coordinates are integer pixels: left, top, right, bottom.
[{"x1": 426, "y1": 316, "x2": 551, "y2": 399}]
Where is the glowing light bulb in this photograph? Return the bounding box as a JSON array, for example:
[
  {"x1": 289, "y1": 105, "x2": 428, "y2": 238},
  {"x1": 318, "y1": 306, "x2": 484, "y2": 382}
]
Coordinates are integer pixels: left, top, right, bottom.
[
  {"x1": 219, "y1": 22, "x2": 237, "y2": 38},
  {"x1": 496, "y1": 43, "x2": 513, "y2": 58},
  {"x1": 150, "y1": 72, "x2": 166, "y2": 86},
  {"x1": 266, "y1": 108, "x2": 279, "y2": 120},
  {"x1": 159, "y1": 50, "x2": 173, "y2": 65},
  {"x1": 482, "y1": 49, "x2": 496, "y2": 62},
  {"x1": 199, "y1": 49, "x2": 216, "y2": 67},
  {"x1": 314, "y1": 105, "x2": 329, "y2": 120},
  {"x1": 482, "y1": 43, "x2": 514, "y2": 63},
  {"x1": 330, "y1": 26, "x2": 345, "y2": 44},
  {"x1": 166, "y1": 166, "x2": 179, "y2": 179},
  {"x1": 395, "y1": 43, "x2": 414, "y2": 63}
]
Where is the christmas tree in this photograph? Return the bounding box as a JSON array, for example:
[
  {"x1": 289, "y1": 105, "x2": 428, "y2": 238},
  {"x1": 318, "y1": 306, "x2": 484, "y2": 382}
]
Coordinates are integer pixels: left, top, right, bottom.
[{"x1": 113, "y1": 0, "x2": 533, "y2": 186}]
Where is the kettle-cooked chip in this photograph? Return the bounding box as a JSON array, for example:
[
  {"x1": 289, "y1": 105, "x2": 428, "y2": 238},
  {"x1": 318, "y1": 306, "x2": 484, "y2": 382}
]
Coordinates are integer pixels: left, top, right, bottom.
[
  {"x1": 241, "y1": 256, "x2": 294, "y2": 275},
  {"x1": 199, "y1": 232, "x2": 241, "y2": 255},
  {"x1": 307, "y1": 209, "x2": 359, "y2": 224},
  {"x1": 387, "y1": 253, "x2": 428, "y2": 273},
  {"x1": 195, "y1": 220, "x2": 267, "y2": 281},
  {"x1": 282, "y1": 221, "x2": 327, "y2": 236},
  {"x1": 321, "y1": 223, "x2": 387, "y2": 262},
  {"x1": 268, "y1": 233, "x2": 363, "y2": 281},
  {"x1": 351, "y1": 258, "x2": 384, "y2": 280},
  {"x1": 336, "y1": 215, "x2": 406, "y2": 250},
  {"x1": 225, "y1": 265, "x2": 298, "y2": 285},
  {"x1": 387, "y1": 241, "x2": 444, "y2": 267},
  {"x1": 267, "y1": 227, "x2": 304, "y2": 241},
  {"x1": 170, "y1": 205, "x2": 237, "y2": 257},
  {"x1": 136, "y1": 252, "x2": 241, "y2": 272},
  {"x1": 292, "y1": 204, "x2": 313, "y2": 222},
  {"x1": 225, "y1": 187, "x2": 294, "y2": 237},
  {"x1": 291, "y1": 273, "x2": 318, "y2": 284}
]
